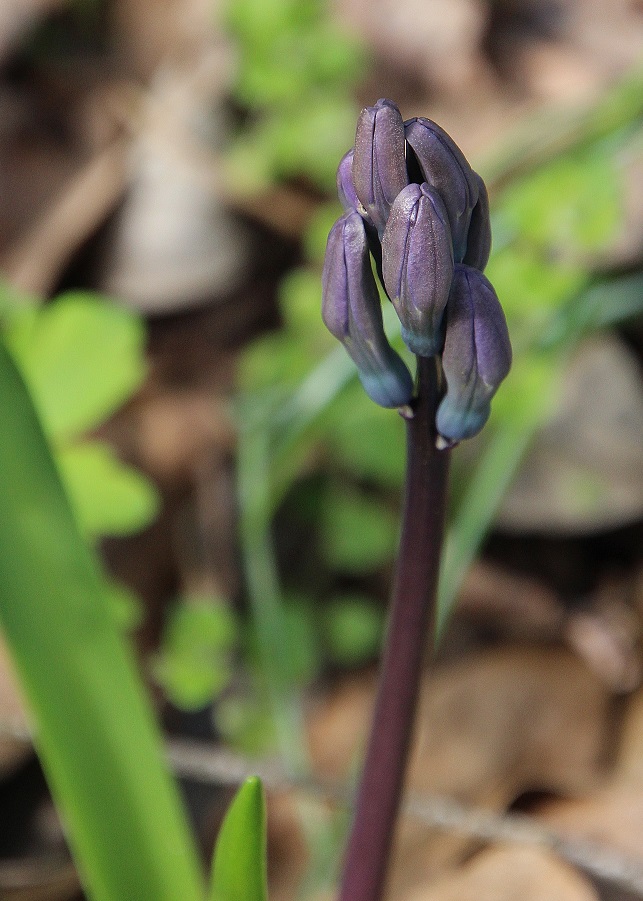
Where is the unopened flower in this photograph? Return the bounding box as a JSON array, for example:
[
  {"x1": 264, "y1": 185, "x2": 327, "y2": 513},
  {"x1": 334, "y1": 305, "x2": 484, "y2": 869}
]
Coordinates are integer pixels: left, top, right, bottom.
[
  {"x1": 436, "y1": 265, "x2": 512, "y2": 443},
  {"x1": 337, "y1": 149, "x2": 361, "y2": 214},
  {"x1": 352, "y1": 99, "x2": 408, "y2": 238},
  {"x1": 382, "y1": 183, "x2": 454, "y2": 357},
  {"x1": 322, "y1": 211, "x2": 414, "y2": 408},
  {"x1": 404, "y1": 117, "x2": 479, "y2": 264},
  {"x1": 323, "y1": 99, "x2": 510, "y2": 435},
  {"x1": 462, "y1": 173, "x2": 492, "y2": 271}
]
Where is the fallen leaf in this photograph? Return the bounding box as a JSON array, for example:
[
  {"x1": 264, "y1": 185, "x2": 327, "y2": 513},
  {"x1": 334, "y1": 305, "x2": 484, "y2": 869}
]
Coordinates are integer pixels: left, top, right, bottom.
[
  {"x1": 498, "y1": 337, "x2": 643, "y2": 534},
  {"x1": 308, "y1": 646, "x2": 611, "y2": 897},
  {"x1": 399, "y1": 844, "x2": 599, "y2": 901}
]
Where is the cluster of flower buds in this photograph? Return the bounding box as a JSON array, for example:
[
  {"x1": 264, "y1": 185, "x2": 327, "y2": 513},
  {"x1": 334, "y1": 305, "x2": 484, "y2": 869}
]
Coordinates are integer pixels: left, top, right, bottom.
[{"x1": 322, "y1": 98, "x2": 511, "y2": 445}]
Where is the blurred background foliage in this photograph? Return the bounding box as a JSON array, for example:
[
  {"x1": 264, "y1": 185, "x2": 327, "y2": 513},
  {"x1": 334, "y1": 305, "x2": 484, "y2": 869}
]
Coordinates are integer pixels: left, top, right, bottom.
[{"x1": 0, "y1": 0, "x2": 642, "y2": 897}]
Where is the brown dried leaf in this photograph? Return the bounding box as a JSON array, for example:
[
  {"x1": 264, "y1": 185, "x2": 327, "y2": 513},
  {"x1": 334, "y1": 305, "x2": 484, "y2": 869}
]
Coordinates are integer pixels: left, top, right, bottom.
[
  {"x1": 308, "y1": 646, "x2": 611, "y2": 896},
  {"x1": 399, "y1": 845, "x2": 599, "y2": 901}
]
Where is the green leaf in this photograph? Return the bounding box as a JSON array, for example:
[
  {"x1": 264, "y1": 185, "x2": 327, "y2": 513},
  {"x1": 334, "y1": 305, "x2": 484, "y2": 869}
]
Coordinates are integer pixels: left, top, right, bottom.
[
  {"x1": 486, "y1": 246, "x2": 588, "y2": 333},
  {"x1": 0, "y1": 337, "x2": 204, "y2": 901},
  {"x1": 244, "y1": 595, "x2": 321, "y2": 686},
  {"x1": 209, "y1": 777, "x2": 268, "y2": 901},
  {"x1": 6, "y1": 291, "x2": 146, "y2": 441},
  {"x1": 215, "y1": 694, "x2": 277, "y2": 755},
  {"x1": 304, "y1": 202, "x2": 344, "y2": 264},
  {"x1": 105, "y1": 580, "x2": 144, "y2": 631},
  {"x1": 328, "y1": 383, "x2": 406, "y2": 488},
  {"x1": 280, "y1": 598, "x2": 322, "y2": 685},
  {"x1": 322, "y1": 595, "x2": 384, "y2": 666},
  {"x1": 57, "y1": 441, "x2": 160, "y2": 537},
  {"x1": 501, "y1": 149, "x2": 621, "y2": 253},
  {"x1": 541, "y1": 271, "x2": 643, "y2": 348},
  {"x1": 153, "y1": 599, "x2": 237, "y2": 710},
  {"x1": 321, "y1": 485, "x2": 399, "y2": 573}
]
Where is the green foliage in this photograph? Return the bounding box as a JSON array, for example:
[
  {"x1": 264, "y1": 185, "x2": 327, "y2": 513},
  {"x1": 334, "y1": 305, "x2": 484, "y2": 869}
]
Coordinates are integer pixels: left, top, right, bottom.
[
  {"x1": 434, "y1": 76, "x2": 643, "y2": 630},
  {"x1": 4, "y1": 290, "x2": 145, "y2": 440},
  {"x1": 326, "y1": 382, "x2": 406, "y2": 488},
  {"x1": 209, "y1": 777, "x2": 268, "y2": 901},
  {"x1": 153, "y1": 598, "x2": 238, "y2": 710},
  {"x1": 322, "y1": 595, "x2": 385, "y2": 666},
  {"x1": 1, "y1": 288, "x2": 160, "y2": 538},
  {"x1": 216, "y1": 693, "x2": 278, "y2": 756},
  {"x1": 57, "y1": 441, "x2": 159, "y2": 537},
  {"x1": 320, "y1": 484, "x2": 398, "y2": 573},
  {"x1": 501, "y1": 147, "x2": 621, "y2": 253},
  {"x1": 224, "y1": 0, "x2": 364, "y2": 191},
  {"x1": 0, "y1": 337, "x2": 204, "y2": 901}
]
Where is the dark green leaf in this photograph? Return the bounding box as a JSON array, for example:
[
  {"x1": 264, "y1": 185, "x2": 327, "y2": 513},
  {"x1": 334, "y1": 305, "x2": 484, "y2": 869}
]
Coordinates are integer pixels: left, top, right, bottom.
[
  {"x1": 322, "y1": 595, "x2": 384, "y2": 666},
  {"x1": 321, "y1": 485, "x2": 398, "y2": 573}
]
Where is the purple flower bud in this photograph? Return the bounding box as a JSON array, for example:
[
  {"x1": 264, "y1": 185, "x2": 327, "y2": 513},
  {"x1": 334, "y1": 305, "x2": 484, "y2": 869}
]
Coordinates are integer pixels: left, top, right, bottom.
[
  {"x1": 437, "y1": 264, "x2": 511, "y2": 443},
  {"x1": 463, "y1": 172, "x2": 492, "y2": 271},
  {"x1": 382, "y1": 182, "x2": 454, "y2": 357},
  {"x1": 336, "y1": 149, "x2": 361, "y2": 213},
  {"x1": 352, "y1": 99, "x2": 409, "y2": 238},
  {"x1": 404, "y1": 117, "x2": 479, "y2": 264},
  {"x1": 322, "y1": 211, "x2": 414, "y2": 408}
]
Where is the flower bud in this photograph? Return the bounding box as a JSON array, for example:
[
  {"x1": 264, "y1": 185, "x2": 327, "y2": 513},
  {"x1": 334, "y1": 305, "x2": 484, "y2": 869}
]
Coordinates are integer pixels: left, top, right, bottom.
[
  {"x1": 352, "y1": 98, "x2": 408, "y2": 238},
  {"x1": 463, "y1": 172, "x2": 492, "y2": 271},
  {"x1": 336, "y1": 149, "x2": 360, "y2": 213},
  {"x1": 322, "y1": 211, "x2": 414, "y2": 408},
  {"x1": 382, "y1": 182, "x2": 454, "y2": 357},
  {"x1": 404, "y1": 117, "x2": 479, "y2": 264},
  {"x1": 437, "y1": 264, "x2": 511, "y2": 443}
]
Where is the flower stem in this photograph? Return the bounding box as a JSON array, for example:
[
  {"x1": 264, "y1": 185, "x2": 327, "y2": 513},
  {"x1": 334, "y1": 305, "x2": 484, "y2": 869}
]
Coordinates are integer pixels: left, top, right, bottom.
[{"x1": 338, "y1": 354, "x2": 451, "y2": 901}]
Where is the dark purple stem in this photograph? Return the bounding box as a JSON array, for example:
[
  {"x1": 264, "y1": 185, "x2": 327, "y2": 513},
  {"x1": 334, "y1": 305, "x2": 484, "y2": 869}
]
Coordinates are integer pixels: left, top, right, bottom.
[{"x1": 338, "y1": 354, "x2": 450, "y2": 901}]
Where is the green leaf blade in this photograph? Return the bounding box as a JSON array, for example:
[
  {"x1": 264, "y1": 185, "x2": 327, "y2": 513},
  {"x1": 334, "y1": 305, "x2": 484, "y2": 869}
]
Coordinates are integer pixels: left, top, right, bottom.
[
  {"x1": 210, "y1": 777, "x2": 268, "y2": 901},
  {"x1": 0, "y1": 338, "x2": 204, "y2": 901}
]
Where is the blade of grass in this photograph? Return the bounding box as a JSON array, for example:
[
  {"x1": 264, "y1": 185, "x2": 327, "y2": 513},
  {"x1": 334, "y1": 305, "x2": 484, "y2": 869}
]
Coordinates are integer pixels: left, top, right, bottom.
[
  {"x1": 0, "y1": 338, "x2": 204, "y2": 901},
  {"x1": 236, "y1": 419, "x2": 309, "y2": 774}
]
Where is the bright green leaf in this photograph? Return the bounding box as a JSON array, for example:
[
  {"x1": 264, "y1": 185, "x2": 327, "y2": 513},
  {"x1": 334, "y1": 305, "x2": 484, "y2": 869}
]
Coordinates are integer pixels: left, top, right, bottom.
[
  {"x1": 486, "y1": 246, "x2": 588, "y2": 330},
  {"x1": 0, "y1": 337, "x2": 204, "y2": 901},
  {"x1": 153, "y1": 599, "x2": 237, "y2": 710},
  {"x1": 209, "y1": 777, "x2": 268, "y2": 901},
  {"x1": 6, "y1": 292, "x2": 146, "y2": 441},
  {"x1": 501, "y1": 150, "x2": 621, "y2": 252},
  {"x1": 57, "y1": 441, "x2": 160, "y2": 537},
  {"x1": 105, "y1": 580, "x2": 144, "y2": 631}
]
